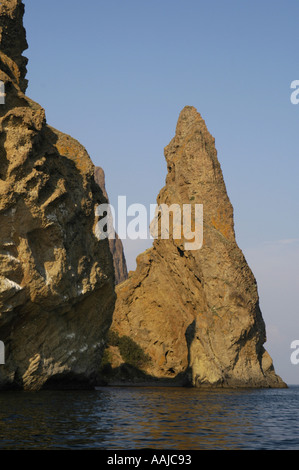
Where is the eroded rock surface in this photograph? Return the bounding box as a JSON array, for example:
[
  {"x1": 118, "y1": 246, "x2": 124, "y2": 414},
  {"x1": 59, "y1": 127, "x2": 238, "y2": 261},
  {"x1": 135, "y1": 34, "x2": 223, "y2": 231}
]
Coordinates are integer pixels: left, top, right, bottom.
[
  {"x1": 105, "y1": 106, "x2": 286, "y2": 389},
  {"x1": 0, "y1": 0, "x2": 115, "y2": 390}
]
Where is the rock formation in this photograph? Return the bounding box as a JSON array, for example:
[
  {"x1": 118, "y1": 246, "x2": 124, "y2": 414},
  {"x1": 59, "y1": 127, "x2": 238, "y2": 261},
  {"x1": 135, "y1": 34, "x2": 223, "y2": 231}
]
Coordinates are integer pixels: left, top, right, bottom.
[
  {"x1": 0, "y1": 0, "x2": 115, "y2": 390},
  {"x1": 94, "y1": 167, "x2": 128, "y2": 285},
  {"x1": 104, "y1": 106, "x2": 286, "y2": 388},
  {"x1": 0, "y1": 0, "x2": 285, "y2": 391}
]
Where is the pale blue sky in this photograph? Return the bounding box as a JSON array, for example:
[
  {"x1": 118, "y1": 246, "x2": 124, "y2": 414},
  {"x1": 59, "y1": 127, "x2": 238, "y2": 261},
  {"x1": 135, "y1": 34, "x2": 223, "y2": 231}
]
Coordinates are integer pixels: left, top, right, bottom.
[{"x1": 23, "y1": 0, "x2": 299, "y2": 384}]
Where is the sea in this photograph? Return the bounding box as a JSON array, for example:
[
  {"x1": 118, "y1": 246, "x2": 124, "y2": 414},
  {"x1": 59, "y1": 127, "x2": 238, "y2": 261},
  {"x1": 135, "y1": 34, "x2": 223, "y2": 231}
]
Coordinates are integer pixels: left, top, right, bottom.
[{"x1": 0, "y1": 385, "x2": 298, "y2": 451}]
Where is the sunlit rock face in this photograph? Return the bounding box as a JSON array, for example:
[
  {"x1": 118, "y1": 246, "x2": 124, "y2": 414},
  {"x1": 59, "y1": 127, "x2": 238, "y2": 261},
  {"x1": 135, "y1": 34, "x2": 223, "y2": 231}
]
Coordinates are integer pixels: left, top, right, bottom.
[
  {"x1": 104, "y1": 106, "x2": 286, "y2": 389},
  {"x1": 0, "y1": 0, "x2": 115, "y2": 390}
]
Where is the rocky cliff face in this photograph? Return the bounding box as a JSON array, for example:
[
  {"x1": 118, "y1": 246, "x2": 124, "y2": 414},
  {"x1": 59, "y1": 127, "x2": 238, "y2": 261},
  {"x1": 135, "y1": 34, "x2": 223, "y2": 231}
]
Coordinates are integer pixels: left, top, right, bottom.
[
  {"x1": 0, "y1": 0, "x2": 285, "y2": 391},
  {"x1": 104, "y1": 106, "x2": 286, "y2": 388},
  {"x1": 94, "y1": 167, "x2": 128, "y2": 285},
  {"x1": 0, "y1": 0, "x2": 115, "y2": 390}
]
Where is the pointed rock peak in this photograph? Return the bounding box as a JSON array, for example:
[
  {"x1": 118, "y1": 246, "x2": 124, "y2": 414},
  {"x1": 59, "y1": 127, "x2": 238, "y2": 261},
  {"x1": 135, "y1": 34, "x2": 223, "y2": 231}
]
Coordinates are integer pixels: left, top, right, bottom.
[
  {"x1": 162, "y1": 105, "x2": 224, "y2": 208},
  {"x1": 175, "y1": 106, "x2": 209, "y2": 139},
  {"x1": 164, "y1": 105, "x2": 216, "y2": 170},
  {"x1": 0, "y1": 0, "x2": 28, "y2": 93},
  {"x1": 106, "y1": 106, "x2": 286, "y2": 390}
]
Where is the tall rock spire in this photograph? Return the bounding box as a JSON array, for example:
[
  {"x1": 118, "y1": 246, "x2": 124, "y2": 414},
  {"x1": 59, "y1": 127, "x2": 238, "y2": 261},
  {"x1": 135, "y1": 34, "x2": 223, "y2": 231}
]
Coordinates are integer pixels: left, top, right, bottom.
[{"x1": 103, "y1": 106, "x2": 286, "y2": 389}]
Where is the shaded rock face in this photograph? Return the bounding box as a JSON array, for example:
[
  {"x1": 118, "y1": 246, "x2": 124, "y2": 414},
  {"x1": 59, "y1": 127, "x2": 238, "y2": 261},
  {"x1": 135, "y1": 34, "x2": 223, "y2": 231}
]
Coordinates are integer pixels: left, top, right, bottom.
[
  {"x1": 106, "y1": 106, "x2": 286, "y2": 388},
  {"x1": 0, "y1": 0, "x2": 28, "y2": 93},
  {"x1": 0, "y1": 0, "x2": 115, "y2": 390},
  {"x1": 94, "y1": 167, "x2": 128, "y2": 285}
]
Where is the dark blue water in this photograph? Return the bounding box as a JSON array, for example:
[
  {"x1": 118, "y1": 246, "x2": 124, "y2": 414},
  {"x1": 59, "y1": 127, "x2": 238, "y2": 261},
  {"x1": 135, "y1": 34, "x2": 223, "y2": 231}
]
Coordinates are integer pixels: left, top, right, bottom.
[{"x1": 0, "y1": 385, "x2": 298, "y2": 450}]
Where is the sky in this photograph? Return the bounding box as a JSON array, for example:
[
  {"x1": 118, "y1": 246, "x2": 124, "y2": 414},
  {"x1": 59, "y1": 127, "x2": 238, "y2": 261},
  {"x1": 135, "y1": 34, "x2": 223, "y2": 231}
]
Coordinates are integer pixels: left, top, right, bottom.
[{"x1": 23, "y1": 0, "x2": 299, "y2": 385}]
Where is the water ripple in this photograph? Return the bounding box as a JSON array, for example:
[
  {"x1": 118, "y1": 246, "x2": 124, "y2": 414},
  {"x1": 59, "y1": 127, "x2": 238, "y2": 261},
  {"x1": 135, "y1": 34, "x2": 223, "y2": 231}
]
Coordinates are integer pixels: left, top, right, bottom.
[{"x1": 0, "y1": 386, "x2": 298, "y2": 449}]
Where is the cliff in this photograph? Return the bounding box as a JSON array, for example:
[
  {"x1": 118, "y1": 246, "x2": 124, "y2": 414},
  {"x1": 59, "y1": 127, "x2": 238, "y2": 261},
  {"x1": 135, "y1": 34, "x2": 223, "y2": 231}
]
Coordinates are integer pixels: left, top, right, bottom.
[
  {"x1": 0, "y1": 0, "x2": 115, "y2": 390},
  {"x1": 103, "y1": 106, "x2": 286, "y2": 389}
]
